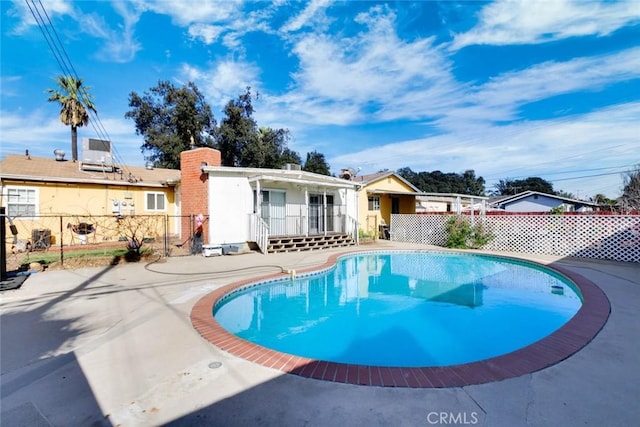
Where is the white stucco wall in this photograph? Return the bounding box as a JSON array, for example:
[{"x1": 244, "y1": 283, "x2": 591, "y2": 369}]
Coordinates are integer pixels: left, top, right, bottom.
[
  {"x1": 343, "y1": 188, "x2": 358, "y2": 232},
  {"x1": 208, "y1": 176, "x2": 253, "y2": 244},
  {"x1": 206, "y1": 170, "x2": 360, "y2": 244}
]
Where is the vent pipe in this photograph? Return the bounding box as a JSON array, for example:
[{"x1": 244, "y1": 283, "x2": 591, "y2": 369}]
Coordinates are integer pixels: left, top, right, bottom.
[{"x1": 54, "y1": 149, "x2": 65, "y2": 161}]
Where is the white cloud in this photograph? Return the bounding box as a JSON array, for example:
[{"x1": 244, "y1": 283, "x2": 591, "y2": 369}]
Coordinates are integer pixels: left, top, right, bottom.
[
  {"x1": 141, "y1": 0, "x2": 256, "y2": 49},
  {"x1": 188, "y1": 23, "x2": 224, "y2": 44},
  {"x1": 451, "y1": 0, "x2": 640, "y2": 50},
  {"x1": 0, "y1": 109, "x2": 145, "y2": 165},
  {"x1": 0, "y1": 76, "x2": 22, "y2": 98},
  {"x1": 0, "y1": 110, "x2": 68, "y2": 151},
  {"x1": 6, "y1": 0, "x2": 74, "y2": 34},
  {"x1": 433, "y1": 46, "x2": 640, "y2": 128},
  {"x1": 280, "y1": 0, "x2": 334, "y2": 33},
  {"x1": 483, "y1": 48, "x2": 640, "y2": 101},
  {"x1": 275, "y1": 6, "x2": 640, "y2": 131},
  {"x1": 279, "y1": 5, "x2": 456, "y2": 125},
  {"x1": 328, "y1": 102, "x2": 640, "y2": 197},
  {"x1": 142, "y1": 0, "x2": 241, "y2": 26},
  {"x1": 81, "y1": 7, "x2": 142, "y2": 63},
  {"x1": 179, "y1": 60, "x2": 261, "y2": 109},
  {"x1": 8, "y1": 0, "x2": 142, "y2": 63}
]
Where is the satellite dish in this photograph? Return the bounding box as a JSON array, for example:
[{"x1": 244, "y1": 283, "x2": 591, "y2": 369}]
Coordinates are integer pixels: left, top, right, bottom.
[{"x1": 339, "y1": 166, "x2": 360, "y2": 180}]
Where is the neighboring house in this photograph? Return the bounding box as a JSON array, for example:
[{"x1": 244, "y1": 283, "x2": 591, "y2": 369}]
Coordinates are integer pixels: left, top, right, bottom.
[
  {"x1": 416, "y1": 193, "x2": 489, "y2": 214},
  {"x1": 350, "y1": 171, "x2": 419, "y2": 238},
  {"x1": 1, "y1": 145, "x2": 366, "y2": 255},
  {"x1": 490, "y1": 191, "x2": 599, "y2": 213},
  {"x1": 199, "y1": 157, "x2": 360, "y2": 253},
  {"x1": 0, "y1": 149, "x2": 180, "y2": 248}
]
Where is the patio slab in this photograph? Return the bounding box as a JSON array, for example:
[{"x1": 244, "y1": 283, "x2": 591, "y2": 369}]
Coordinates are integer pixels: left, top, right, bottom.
[{"x1": 1, "y1": 242, "x2": 639, "y2": 426}]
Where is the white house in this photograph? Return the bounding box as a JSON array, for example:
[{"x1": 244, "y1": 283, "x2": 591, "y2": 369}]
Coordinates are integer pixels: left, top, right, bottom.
[
  {"x1": 201, "y1": 164, "x2": 360, "y2": 252},
  {"x1": 416, "y1": 193, "x2": 490, "y2": 214},
  {"x1": 490, "y1": 191, "x2": 599, "y2": 213}
]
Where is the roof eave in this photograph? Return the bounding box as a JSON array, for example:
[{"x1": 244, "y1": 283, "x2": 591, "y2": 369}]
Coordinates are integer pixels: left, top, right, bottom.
[{"x1": 0, "y1": 174, "x2": 170, "y2": 188}]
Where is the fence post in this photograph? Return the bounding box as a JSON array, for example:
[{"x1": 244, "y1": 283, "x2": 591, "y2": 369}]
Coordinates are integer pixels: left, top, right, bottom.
[
  {"x1": 59, "y1": 216, "x2": 64, "y2": 267},
  {"x1": 1, "y1": 207, "x2": 6, "y2": 280},
  {"x1": 162, "y1": 215, "x2": 169, "y2": 256}
]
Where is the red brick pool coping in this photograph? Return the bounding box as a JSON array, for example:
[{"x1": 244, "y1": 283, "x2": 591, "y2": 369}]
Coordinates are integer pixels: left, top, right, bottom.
[{"x1": 190, "y1": 250, "x2": 611, "y2": 388}]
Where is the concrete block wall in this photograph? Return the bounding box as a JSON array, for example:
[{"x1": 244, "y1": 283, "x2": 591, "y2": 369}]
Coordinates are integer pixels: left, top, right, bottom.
[{"x1": 180, "y1": 148, "x2": 222, "y2": 243}]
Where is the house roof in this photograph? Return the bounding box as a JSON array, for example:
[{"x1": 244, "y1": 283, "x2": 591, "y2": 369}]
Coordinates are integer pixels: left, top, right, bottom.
[
  {"x1": 352, "y1": 171, "x2": 420, "y2": 193},
  {"x1": 352, "y1": 171, "x2": 389, "y2": 185},
  {"x1": 203, "y1": 165, "x2": 360, "y2": 189},
  {"x1": 0, "y1": 154, "x2": 180, "y2": 188},
  {"x1": 417, "y1": 192, "x2": 489, "y2": 200},
  {"x1": 491, "y1": 191, "x2": 599, "y2": 207}
]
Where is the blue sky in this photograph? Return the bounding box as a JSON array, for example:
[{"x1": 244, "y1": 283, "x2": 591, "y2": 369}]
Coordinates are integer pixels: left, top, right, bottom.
[{"x1": 1, "y1": 0, "x2": 639, "y2": 199}]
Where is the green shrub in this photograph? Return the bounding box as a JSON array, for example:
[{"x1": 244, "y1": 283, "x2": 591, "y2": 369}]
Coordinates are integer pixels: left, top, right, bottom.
[
  {"x1": 445, "y1": 217, "x2": 471, "y2": 248},
  {"x1": 358, "y1": 228, "x2": 375, "y2": 239},
  {"x1": 444, "y1": 216, "x2": 493, "y2": 249},
  {"x1": 549, "y1": 206, "x2": 565, "y2": 214}
]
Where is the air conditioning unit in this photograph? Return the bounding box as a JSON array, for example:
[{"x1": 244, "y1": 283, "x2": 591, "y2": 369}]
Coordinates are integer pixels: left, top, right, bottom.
[{"x1": 82, "y1": 138, "x2": 114, "y2": 171}]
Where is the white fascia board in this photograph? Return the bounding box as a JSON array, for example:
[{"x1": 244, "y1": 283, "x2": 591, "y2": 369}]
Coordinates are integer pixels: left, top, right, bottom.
[{"x1": 247, "y1": 174, "x2": 357, "y2": 189}]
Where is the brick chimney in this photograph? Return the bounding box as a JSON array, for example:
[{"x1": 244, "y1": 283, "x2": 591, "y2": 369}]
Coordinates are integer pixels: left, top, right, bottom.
[{"x1": 180, "y1": 147, "x2": 222, "y2": 244}]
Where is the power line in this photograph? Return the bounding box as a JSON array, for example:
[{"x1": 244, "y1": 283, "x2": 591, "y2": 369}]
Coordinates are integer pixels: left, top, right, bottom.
[
  {"x1": 496, "y1": 163, "x2": 638, "y2": 180},
  {"x1": 547, "y1": 168, "x2": 640, "y2": 183},
  {"x1": 25, "y1": 0, "x2": 141, "y2": 180}
]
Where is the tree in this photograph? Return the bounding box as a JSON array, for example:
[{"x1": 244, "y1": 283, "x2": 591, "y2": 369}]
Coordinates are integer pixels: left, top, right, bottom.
[
  {"x1": 593, "y1": 194, "x2": 608, "y2": 204},
  {"x1": 217, "y1": 88, "x2": 317, "y2": 169},
  {"x1": 303, "y1": 151, "x2": 331, "y2": 175},
  {"x1": 396, "y1": 167, "x2": 418, "y2": 184},
  {"x1": 280, "y1": 148, "x2": 303, "y2": 166},
  {"x1": 397, "y1": 167, "x2": 486, "y2": 195},
  {"x1": 492, "y1": 179, "x2": 512, "y2": 196},
  {"x1": 555, "y1": 190, "x2": 577, "y2": 200},
  {"x1": 125, "y1": 81, "x2": 216, "y2": 169},
  {"x1": 461, "y1": 169, "x2": 485, "y2": 196},
  {"x1": 217, "y1": 87, "x2": 257, "y2": 167},
  {"x1": 619, "y1": 166, "x2": 640, "y2": 211},
  {"x1": 493, "y1": 177, "x2": 554, "y2": 195},
  {"x1": 592, "y1": 193, "x2": 617, "y2": 210},
  {"x1": 47, "y1": 75, "x2": 97, "y2": 162},
  {"x1": 241, "y1": 127, "x2": 294, "y2": 169}
]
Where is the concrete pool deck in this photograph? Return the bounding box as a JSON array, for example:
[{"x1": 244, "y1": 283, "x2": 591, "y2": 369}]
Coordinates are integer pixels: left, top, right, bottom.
[{"x1": 1, "y1": 241, "x2": 639, "y2": 426}]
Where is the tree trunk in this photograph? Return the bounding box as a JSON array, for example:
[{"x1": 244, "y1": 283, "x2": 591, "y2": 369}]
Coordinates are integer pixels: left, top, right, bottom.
[{"x1": 71, "y1": 126, "x2": 78, "y2": 162}]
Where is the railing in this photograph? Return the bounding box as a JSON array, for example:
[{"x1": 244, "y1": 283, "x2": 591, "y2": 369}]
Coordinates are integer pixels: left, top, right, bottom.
[
  {"x1": 390, "y1": 213, "x2": 640, "y2": 263},
  {"x1": 345, "y1": 215, "x2": 359, "y2": 244},
  {"x1": 266, "y1": 203, "x2": 350, "y2": 237},
  {"x1": 250, "y1": 213, "x2": 269, "y2": 254}
]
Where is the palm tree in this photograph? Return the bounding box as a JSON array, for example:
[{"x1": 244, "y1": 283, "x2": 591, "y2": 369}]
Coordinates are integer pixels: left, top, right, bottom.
[{"x1": 47, "y1": 76, "x2": 97, "y2": 162}]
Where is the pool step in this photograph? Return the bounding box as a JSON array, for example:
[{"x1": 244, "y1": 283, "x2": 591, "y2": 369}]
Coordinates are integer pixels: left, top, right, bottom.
[{"x1": 267, "y1": 233, "x2": 356, "y2": 253}]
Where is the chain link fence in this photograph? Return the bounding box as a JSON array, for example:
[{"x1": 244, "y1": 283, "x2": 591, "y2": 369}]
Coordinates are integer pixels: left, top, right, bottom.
[{"x1": 3, "y1": 214, "x2": 210, "y2": 271}]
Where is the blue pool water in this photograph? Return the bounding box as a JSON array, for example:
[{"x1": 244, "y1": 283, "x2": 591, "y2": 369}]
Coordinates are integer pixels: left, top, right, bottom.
[{"x1": 215, "y1": 252, "x2": 582, "y2": 367}]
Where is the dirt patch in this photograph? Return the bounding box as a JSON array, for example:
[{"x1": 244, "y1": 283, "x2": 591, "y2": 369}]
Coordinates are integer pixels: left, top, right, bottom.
[
  {"x1": 5, "y1": 252, "x2": 162, "y2": 272},
  {"x1": 49, "y1": 253, "x2": 163, "y2": 270}
]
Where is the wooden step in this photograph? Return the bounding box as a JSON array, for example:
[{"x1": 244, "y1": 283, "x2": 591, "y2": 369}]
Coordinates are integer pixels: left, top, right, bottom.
[{"x1": 267, "y1": 233, "x2": 355, "y2": 253}]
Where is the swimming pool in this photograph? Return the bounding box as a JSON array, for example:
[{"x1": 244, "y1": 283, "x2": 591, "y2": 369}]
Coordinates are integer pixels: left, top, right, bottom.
[
  {"x1": 191, "y1": 250, "x2": 610, "y2": 387},
  {"x1": 215, "y1": 252, "x2": 581, "y2": 367}
]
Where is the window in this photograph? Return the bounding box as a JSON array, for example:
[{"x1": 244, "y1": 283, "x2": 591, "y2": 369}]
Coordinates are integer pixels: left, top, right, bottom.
[
  {"x1": 368, "y1": 196, "x2": 380, "y2": 211},
  {"x1": 6, "y1": 187, "x2": 38, "y2": 217},
  {"x1": 145, "y1": 192, "x2": 166, "y2": 212}
]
